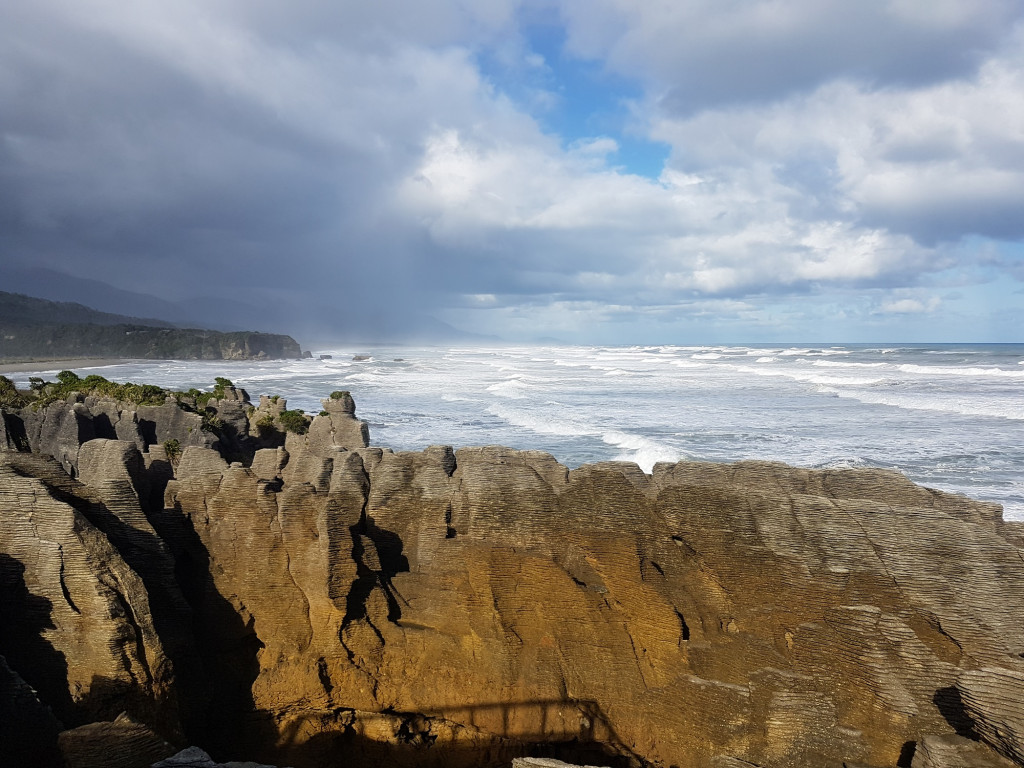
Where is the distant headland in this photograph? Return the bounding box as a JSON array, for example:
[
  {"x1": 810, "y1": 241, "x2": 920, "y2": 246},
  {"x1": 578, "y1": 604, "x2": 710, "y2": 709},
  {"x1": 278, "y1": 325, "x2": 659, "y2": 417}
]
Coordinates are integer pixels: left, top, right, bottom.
[{"x1": 0, "y1": 291, "x2": 306, "y2": 362}]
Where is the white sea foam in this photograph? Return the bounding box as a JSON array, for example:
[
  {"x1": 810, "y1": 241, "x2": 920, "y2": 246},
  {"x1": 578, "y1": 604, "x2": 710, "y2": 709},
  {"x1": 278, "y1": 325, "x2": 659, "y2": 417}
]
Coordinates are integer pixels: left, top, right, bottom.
[
  {"x1": 669, "y1": 360, "x2": 707, "y2": 369},
  {"x1": 811, "y1": 360, "x2": 888, "y2": 369},
  {"x1": 486, "y1": 379, "x2": 531, "y2": 399},
  {"x1": 812, "y1": 456, "x2": 872, "y2": 470},
  {"x1": 601, "y1": 431, "x2": 683, "y2": 472},
  {"x1": 734, "y1": 364, "x2": 885, "y2": 388},
  {"x1": 780, "y1": 348, "x2": 850, "y2": 357},
  {"x1": 10, "y1": 342, "x2": 1023, "y2": 519},
  {"x1": 486, "y1": 402, "x2": 594, "y2": 437},
  {"x1": 897, "y1": 364, "x2": 1024, "y2": 378},
  {"x1": 822, "y1": 387, "x2": 1024, "y2": 421}
]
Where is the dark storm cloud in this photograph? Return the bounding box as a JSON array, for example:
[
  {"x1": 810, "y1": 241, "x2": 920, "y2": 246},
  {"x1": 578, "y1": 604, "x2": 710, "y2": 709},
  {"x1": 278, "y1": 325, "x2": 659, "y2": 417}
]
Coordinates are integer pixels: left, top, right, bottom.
[{"x1": 0, "y1": 0, "x2": 476, "y2": 337}]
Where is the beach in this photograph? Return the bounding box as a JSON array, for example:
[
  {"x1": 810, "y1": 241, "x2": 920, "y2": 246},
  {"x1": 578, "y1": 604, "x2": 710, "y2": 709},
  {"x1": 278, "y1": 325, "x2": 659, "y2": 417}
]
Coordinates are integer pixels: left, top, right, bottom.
[{"x1": 0, "y1": 358, "x2": 130, "y2": 374}]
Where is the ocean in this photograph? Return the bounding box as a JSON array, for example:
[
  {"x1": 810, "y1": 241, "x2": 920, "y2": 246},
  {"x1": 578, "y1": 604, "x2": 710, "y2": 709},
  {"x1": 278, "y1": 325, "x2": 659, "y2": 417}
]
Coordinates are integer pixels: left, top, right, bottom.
[{"x1": 10, "y1": 343, "x2": 1024, "y2": 520}]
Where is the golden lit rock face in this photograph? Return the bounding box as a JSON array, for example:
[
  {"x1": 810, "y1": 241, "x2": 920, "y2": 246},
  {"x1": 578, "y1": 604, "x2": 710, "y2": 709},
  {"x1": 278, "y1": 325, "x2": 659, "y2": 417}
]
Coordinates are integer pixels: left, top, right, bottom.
[
  {"x1": 4, "y1": 394, "x2": 1024, "y2": 768},
  {"x1": 159, "y1": 439, "x2": 1024, "y2": 768}
]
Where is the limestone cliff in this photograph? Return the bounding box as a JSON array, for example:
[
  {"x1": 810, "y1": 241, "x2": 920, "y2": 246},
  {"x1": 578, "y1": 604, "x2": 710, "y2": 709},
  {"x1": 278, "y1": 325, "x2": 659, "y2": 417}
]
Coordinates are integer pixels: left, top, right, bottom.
[{"x1": 2, "y1": 387, "x2": 1024, "y2": 768}]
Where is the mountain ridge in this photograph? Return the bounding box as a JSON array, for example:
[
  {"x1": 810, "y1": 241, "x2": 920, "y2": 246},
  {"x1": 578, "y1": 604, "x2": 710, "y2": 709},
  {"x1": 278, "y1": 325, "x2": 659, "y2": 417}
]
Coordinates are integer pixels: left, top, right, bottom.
[{"x1": 0, "y1": 290, "x2": 177, "y2": 329}]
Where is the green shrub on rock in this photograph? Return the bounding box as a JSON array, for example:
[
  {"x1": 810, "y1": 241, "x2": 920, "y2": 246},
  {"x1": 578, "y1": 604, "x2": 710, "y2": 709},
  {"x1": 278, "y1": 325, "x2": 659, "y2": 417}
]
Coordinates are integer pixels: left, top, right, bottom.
[
  {"x1": 30, "y1": 371, "x2": 168, "y2": 408},
  {"x1": 200, "y1": 411, "x2": 223, "y2": 434},
  {"x1": 212, "y1": 377, "x2": 233, "y2": 398},
  {"x1": 0, "y1": 376, "x2": 28, "y2": 408},
  {"x1": 278, "y1": 409, "x2": 309, "y2": 435},
  {"x1": 163, "y1": 439, "x2": 182, "y2": 465}
]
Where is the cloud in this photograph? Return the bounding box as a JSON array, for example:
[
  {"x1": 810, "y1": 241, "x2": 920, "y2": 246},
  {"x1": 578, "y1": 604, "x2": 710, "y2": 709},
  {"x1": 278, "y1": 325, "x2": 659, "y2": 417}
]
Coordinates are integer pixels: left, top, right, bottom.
[
  {"x1": 0, "y1": 0, "x2": 1022, "y2": 342},
  {"x1": 0, "y1": 0, "x2": 525, "y2": 322},
  {"x1": 648, "y1": 33, "x2": 1024, "y2": 244},
  {"x1": 399, "y1": 126, "x2": 939, "y2": 303},
  {"x1": 558, "y1": 0, "x2": 1020, "y2": 112},
  {"x1": 878, "y1": 297, "x2": 942, "y2": 315}
]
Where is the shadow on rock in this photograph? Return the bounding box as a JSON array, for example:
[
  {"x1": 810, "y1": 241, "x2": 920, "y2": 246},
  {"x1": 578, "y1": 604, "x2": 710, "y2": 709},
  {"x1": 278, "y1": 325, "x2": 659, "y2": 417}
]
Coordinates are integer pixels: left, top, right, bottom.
[
  {"x1": 934, "y1": 685, "x2": 977, "y2": 739},
  {"x1": 147, "y1": 504, "x2": 265, "y2": 761},
  {"x1": 343, "y1": 517, "x2": 410, "y2": 628},
  {"x1": 253, "y1": 700, "x2": 644, "y2": 768},
  {"x1": 0, "y1": 553, "x2": 67, "y2": 767}
]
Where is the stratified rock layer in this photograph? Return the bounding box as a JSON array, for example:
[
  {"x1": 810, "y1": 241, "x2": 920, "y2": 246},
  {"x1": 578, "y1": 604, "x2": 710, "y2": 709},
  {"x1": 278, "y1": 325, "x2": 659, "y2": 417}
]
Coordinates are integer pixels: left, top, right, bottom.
[
  {"x1": 57, "y1": 712, "x2": 177, "y2": 768},
  {"x1": 2, "y1": 390, "x2": 1024, "y2": 768}
]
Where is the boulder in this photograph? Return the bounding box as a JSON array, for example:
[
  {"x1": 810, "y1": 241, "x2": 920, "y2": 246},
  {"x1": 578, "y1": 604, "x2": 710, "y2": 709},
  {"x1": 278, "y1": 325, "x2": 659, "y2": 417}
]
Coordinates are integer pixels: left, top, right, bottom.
[{"x1": 58, "y1": 712, "x2": 176, "y2": 768}]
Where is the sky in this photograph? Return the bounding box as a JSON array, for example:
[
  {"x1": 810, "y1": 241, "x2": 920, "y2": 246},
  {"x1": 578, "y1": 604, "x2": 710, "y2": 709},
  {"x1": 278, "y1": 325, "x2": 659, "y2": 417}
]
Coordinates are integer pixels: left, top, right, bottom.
[{"x1": 2, "y1": 0, "x2": 1023, "y2": 344}]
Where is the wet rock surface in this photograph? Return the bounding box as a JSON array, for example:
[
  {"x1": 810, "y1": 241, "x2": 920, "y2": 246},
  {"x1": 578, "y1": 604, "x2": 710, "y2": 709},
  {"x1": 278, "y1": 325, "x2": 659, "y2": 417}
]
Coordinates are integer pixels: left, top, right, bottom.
[{"x1": 2, "y1": 391, "x2": 1024, "y2": 768}]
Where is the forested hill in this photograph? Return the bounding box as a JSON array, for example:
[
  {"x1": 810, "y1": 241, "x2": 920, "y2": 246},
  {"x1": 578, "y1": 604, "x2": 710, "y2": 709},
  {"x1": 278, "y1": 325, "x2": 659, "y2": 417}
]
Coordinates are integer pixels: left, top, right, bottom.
[
  {"x1": 0, "y1": 291, "x2": 304, "y2": 360},
  {"x1": 0, "y1": 290, "x2": 176, "y2": 328}
]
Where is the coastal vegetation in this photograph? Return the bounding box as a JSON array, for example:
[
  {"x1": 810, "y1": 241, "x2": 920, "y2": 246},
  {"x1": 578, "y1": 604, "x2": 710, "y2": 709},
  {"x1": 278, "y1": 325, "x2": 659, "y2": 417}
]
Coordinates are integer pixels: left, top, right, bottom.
[
  {"x1": 1, "y1": 371, "x2": 242, "y2": 413},
  {"x1": 162, "y1": 438, "x2": 182, "y2": 466},
  {"x1": 0, "y1": 376, "x2": 25, "y2": 408},
  {"x1": 177, "y1": 377, "x2": 235, "y2": 409},
  {"x1": 254, "y1": 406, "x2": 311, "y2": 436},
  {"x1": 278, "y1": 409, "x2": 310, "y2": 434},
  {"x1": 19, "y1": 371, "x2": 168, "y2": 409}
]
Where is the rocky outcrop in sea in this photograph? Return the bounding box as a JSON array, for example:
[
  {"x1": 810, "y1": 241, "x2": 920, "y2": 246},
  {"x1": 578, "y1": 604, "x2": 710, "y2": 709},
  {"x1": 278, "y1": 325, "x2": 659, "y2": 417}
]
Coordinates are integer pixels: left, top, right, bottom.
[{"x1": 2, "y1": 385, "x2": 1024, "y2": 768}]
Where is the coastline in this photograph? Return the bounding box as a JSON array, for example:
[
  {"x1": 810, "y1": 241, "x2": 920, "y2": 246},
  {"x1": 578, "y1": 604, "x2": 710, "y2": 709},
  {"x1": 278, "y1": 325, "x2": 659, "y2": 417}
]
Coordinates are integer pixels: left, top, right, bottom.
[{"x1": 0, "y1": 358, "x2": 131, "y2": 374}]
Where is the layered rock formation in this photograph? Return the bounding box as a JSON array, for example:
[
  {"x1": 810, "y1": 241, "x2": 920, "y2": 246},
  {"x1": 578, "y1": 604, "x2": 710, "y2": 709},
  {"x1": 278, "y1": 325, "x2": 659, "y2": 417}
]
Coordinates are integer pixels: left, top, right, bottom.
[{"x1": 2, "y1": 385, "x2": 1024, "y2": 768}]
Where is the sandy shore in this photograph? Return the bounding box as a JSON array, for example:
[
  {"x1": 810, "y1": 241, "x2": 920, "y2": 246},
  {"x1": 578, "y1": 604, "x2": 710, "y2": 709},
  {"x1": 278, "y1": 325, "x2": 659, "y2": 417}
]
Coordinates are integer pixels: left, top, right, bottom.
[{"x1": 0, "y1": 358, "x2": 134, "y2": 374}]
